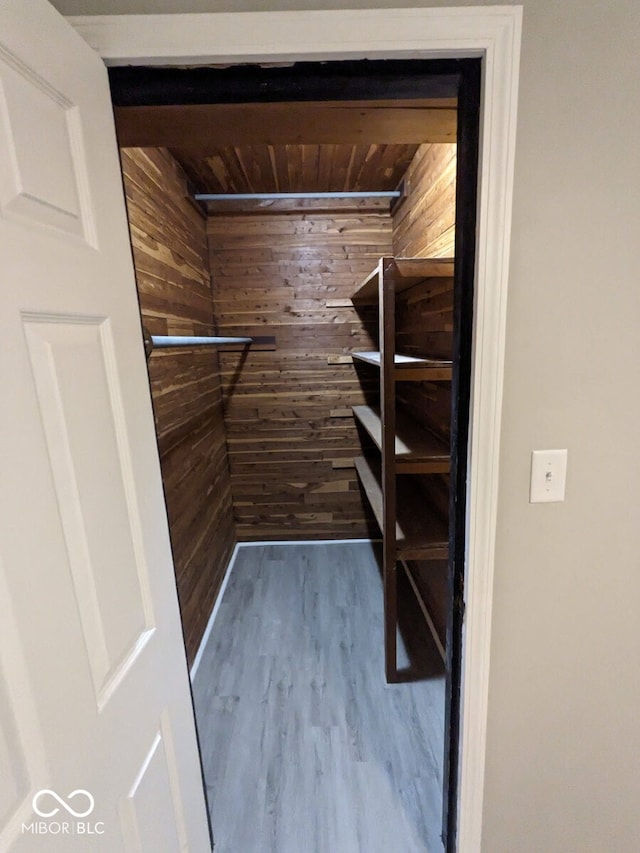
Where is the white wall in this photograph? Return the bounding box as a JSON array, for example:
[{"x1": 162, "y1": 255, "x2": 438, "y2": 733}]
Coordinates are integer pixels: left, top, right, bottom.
[
  {"x1": 53, "y1": 1, "x2": 640, "y2": 849},
  {"x1": 483, "y1": 3, "x2": 640, "y2": 851}
]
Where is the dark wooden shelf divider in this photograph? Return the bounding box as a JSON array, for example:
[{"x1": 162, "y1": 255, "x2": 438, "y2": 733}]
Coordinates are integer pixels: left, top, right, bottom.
[
  {"x1": 354, "y1": 456, "x2": 448, "y2": 559},
  {"x1": 352, "y1": 256, "x2": 454, "y2": 303},
  {"x1": 352, "y1": 404, "x2": 450, "y2": 473},
  {"x1": 352, "y1": 350, "x2": 452, "y2": 381},
  {"x1": 400, "y1": 560, "x2": 446, "y2": 662}
]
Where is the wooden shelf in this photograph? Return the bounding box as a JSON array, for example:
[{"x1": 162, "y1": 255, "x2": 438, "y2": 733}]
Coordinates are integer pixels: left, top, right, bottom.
[
  {"x1": 400, "y1": 561, "x2": 446, "y2": 662},
  {"x1": 352, "y1": 350, "x2": 452, "y2": 381},
  {"x1": 352, "y1": 256, "x2": 454, "y2": 303},
  {"x1": 353, "y1": 262, "x2": 382, "y2": 301},
  {"x1": 354, "y1": 456, "x2": 449, "y2": 560},
  {"x1": 348, "y1": 254, "x2": 453, "y2": 681},
  {"x1": 352, "y1": 405, "x2": 449, "y2": 473}
]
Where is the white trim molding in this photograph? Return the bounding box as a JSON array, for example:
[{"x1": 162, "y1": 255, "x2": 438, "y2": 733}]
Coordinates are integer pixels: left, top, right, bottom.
[
  {"x1": 73, "y1": 8, "x2": 522, "y2": 849},
  {"x1": 189, "y1": 543, "x2": 240, "y2": 683}
]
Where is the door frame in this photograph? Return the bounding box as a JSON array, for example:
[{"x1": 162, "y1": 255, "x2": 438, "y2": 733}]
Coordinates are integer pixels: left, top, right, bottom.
[{"x1": 69, "y1": 7, "x2": 522, "y2": 849}]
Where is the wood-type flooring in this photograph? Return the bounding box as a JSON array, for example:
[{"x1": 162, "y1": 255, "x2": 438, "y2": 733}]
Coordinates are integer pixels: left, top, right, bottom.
[{"x1": 192, "y1": 541, "x2": 445, "y2": 853}]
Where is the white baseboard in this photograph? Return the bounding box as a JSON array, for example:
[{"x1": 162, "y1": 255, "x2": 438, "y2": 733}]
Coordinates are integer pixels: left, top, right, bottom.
[{"x1": 189, "y1": 542, "x2": 241, "y2": 682}]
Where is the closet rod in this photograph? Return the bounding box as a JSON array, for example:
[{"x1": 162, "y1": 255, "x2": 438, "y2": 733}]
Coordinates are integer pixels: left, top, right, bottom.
[
  {"x1": 142, "y1": 328, "x2": 252, "y2": 359},
  {"x1": 194, "y1": 191, "x2": 401, "y2": 201},
  {"x1": 151, "y1": 335, "x2": 252, "y2": 348}
]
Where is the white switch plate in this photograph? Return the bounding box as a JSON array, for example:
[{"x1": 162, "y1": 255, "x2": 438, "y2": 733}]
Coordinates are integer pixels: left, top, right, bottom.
[{"x1": 530, "y1": 449, "x2": 568, "y2": 503}]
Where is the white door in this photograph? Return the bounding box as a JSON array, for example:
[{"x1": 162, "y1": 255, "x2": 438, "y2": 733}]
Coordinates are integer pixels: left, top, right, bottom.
[{"x1": 0, "y1": 1, "x2": 211, "y2": 850}]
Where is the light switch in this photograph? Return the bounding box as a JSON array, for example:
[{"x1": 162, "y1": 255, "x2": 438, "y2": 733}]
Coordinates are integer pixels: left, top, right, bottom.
[{"x1": 529, "y1": 449, "x2": 568, "y2": 503}]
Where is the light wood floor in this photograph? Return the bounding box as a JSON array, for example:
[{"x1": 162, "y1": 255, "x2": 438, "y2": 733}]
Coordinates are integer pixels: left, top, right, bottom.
[{"x1": 192, "y1": 541, "x2": 446, "y2": 853}]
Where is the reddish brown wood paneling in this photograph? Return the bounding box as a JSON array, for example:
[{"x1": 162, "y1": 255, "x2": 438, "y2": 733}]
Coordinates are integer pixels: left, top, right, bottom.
[
  {"x1": 207, "y1": 206, "x2": 392, "y2": 540},
  {"x1": 172, "y1": 143, "x2": 419, "y2": 195},
  {"x1": 121, "y1": 147, "x2": 236, "y2": 664},
  {"x1": 393, "y1": 143, "x2": 457, "y2": 259}
]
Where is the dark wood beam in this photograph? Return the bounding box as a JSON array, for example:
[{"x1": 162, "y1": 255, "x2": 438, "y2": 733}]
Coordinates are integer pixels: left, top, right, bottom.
[{"x1": 114, "y1": 101, "x2": 457, "y2": 148}]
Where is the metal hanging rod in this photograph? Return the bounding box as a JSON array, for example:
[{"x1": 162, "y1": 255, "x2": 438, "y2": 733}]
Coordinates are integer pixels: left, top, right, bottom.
[
  {"x1": 194, "y1": 191, "x2": 402, "y2": 201},
  {"x1": 143, "y1": 327, "x2": 252, "y2": 359},
  {"x1": 152, "y1": 335, "x2": 252, "y2": 347}
]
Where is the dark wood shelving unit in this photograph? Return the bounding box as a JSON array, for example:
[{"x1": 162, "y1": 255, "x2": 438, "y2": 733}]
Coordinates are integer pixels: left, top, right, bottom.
[
  {"x1": 352, "y1": 257, "x2": 454, "y2": 302},
  {"x1": 350, "y1": 255, "x2": 453, "y2": 682},
  {"x1": 352, "y1": 404, "x2": 450, "y2": 473},
  {"x1": 354, "y1": 456, "x2": 448, "y2": 559},
  {"x1": 352, "y1": 351, "x2": 452, "y2": 382},
  {"x1": 399, "y1": 561, "x2": 446, "y2": 662}
]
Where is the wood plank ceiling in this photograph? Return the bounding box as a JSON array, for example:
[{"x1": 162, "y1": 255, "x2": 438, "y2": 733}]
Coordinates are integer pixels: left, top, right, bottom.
[
  {"x1": 114, "y1": 98, "x2": 456, "y2": 196},
  {"x1": 169, "y1": 144, "x2": 420, "y2": 195}
]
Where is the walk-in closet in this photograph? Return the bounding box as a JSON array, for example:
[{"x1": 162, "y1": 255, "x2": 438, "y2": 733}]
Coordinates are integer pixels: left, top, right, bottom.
[{"x1": 111, "y1": 59, "x2": 477, "y2": 853}]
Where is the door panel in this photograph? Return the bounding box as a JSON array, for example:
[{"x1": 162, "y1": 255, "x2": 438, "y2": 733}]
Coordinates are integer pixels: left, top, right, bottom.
[
  {"x1": 22, "y1": 315, "x2": 155, "y2": 703},
  {"x1": 0, "y1": 2, "x2": 210, "y2": 850},
  {"x1": 0, "y1": 48, "x2": 93, "y2": 240},
  {"x1": 121, "y1": 715, "x2": 189, "y2": 853}
]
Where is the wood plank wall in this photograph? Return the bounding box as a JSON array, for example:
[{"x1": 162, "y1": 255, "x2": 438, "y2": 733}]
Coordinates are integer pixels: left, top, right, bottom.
[
  {"x1": 121, "y1": 147, "x2": 236, "y2": 664},
  {"x1": 207, "y1": 201, "x2": 392, "y2": 540},
  {"x1": 392, "y1": 142, "x2": 457, "y2": 647},
  {"x1": 392, "y1": 143, "x2": 457, "y2": 258}
]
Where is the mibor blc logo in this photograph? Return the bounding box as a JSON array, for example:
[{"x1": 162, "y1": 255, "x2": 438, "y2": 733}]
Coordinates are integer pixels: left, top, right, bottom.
[
  {"x1": 22, "y1": 789, "x2": 105, "y2": 837},
  {"x1": 33, "y1": 789, "x2": 95, "y2": 818}
]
